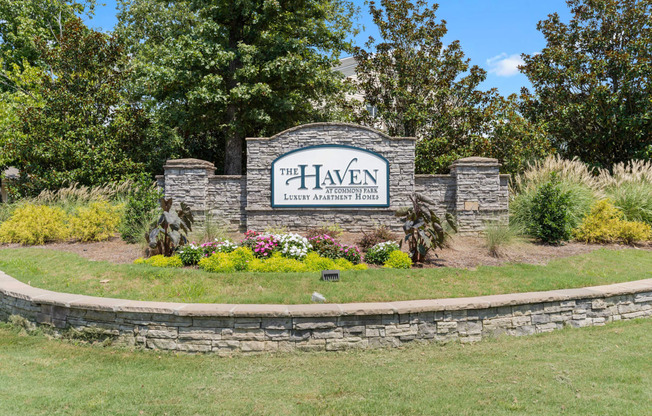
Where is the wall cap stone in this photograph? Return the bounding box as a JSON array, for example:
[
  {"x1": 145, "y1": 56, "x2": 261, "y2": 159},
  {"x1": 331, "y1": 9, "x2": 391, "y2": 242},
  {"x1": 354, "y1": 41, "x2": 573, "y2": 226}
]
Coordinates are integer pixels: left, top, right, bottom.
[
  {"x1": 2, "y1": 270, "x2": 652, "y2": 318},
  {"x1": 164, "y1": 159, "x2": 216, "y2": 170},
  {"x1": 450, "y1": 157, "x2": 501, "y2": 168},
  {"x1": 246, "y1": 122, "x2": 416, "y2": 142}
]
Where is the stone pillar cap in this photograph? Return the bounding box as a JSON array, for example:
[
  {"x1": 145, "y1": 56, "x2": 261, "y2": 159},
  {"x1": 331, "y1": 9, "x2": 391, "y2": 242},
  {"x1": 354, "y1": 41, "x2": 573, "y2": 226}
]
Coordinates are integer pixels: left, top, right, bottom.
[
  {"x1": 450, "y1": 157, "x2": 500, "y2": 168},
  {"x1": 164, "y1": 158, "x2": 215, "y2": 170}
]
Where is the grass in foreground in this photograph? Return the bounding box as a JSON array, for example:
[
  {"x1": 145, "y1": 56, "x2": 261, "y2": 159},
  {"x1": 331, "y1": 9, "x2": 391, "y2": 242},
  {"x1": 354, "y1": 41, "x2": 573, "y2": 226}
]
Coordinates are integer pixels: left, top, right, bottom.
[
  {"x1": 1, "y1": 319, "x2": 652, "y2": 415},
  {"x1": 0, "y1": 248, "x2": 651, "y2": 304}
]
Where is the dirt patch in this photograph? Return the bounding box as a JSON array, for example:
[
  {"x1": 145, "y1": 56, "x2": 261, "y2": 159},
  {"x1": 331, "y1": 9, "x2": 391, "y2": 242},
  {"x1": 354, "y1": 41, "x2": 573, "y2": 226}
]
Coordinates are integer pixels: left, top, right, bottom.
[
  {"x1": 2, "y1": 232, "x2": 649, "y2": 268},
  {"x1": 0, "y1": 237, "x2": 145, "y2": 264}
]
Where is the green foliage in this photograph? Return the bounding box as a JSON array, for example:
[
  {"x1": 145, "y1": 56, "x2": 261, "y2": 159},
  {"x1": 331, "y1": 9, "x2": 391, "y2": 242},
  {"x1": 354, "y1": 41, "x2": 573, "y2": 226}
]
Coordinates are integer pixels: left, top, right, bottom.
[
  {"x1": 119, "y1": 176, "x2": 162, "y2": 244},
  {"x1": 2, "y1": 19, "x2": 160, "y2": 197},
  {"x1": 176, "y1": 244, "x2": 203, "y2": 266},
  {"x1": 574, "y1": 200, "x2": 651, "y2": 244},
  {"x1": 303, "y1": 252, "x2": 337, "y2": 271},
  {"x1": 0, "y1": 0, "x2": 95, "y2": 72},
  {"x1": 69, "y1": 201, "x2": 122, "y2": 242},
  {"x1": 197, "y1": 253, "x2": 235, "y2": 273},
  {"x1": 510, "y1": 157, "x2": 597, "y2": 232},
  {"x1": 248, "y1": 253, "x2": 308, "y2": 273},
  {"x1": 484, "y1": 222, "x2": 521, "y2": 257},
  {"x1": 116, "y1": 0, "x2": 356, "y2": 174},
  {"x1": 396, "y1": 194, "x2": 456, "y2": 263},
  {"x1": 605, "y1": 182, "x2": 652, "y2": 225},
  {"x1": 383, "y1": 250, "x2": 412, "y2": 269},
  {"x1": 527, "y1": 175, "x2": 573, "y2": 244},
  {"x1": 353, "y1": 0, "x2": 551, "y2": 175},
  {"x1": 146, "y1": 198, "x2": 194, "y2": 257},
  {"x1": 520, "y1": 0, "x2": 652, "y2": 168},
  {"x1": 134, "y1": 255, "x2": 183, "y2": 268},
  {"x1": 230, "y1": 247, "x2": 255, "y2": 271},
  {"x1": 306, "y1": 224, "x2": 343, "y2": 239},
  {"x1": 364, "y1": 241, "x2": 400, "y2": 265},
  {"x1": 356, "y1": 225, "x2": 396, "y2": 251},
  {"x1": 0, "y1": 204, "x2": 68, "y2": 245},
  {"x1": 596, "y1": 161, "x2": 652, "y2": 225}
]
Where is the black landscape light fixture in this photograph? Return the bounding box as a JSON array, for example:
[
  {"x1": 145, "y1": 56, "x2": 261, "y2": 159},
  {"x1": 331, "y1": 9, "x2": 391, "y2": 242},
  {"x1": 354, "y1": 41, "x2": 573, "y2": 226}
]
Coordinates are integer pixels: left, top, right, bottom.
[{"x1": 320, "y1": 270, "x2": 340, "y2": 282}]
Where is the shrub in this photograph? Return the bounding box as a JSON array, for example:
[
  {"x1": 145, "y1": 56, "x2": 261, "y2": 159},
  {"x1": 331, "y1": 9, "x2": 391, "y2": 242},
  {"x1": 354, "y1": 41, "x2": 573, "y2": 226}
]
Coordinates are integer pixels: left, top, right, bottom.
[
  {"x1": 201, "y1": 239, "x2": 238, "y2": 256},
  {"x1": 252, "y1": 234, "x2": 280, "y2": 258},
  {"x1": 383, "y1": 250, "x2": 412, "y2": 269},
  {"x1": 118, "y1": 176, "x2": 161, "y2": 244},
  {"x1": 230, "y1": 247, "x2": 255, "y2": 271},
  {"x1": 176, "y1": 244, "x2": 204, "y2": 266},
  {"x1": 0, "y1": 204, "x2": 68, "y2": 245},
  {"x1": 340, "y1": 244, "x2": 362, "y2": 264},
  {"x1": 365, "y1": 241, "x2": 400, "y2": 265},
  {"x1": 574, "y1": 200, "x2": 651, "y2": 244},
  {"x1": 248, "y1": 253, "x2": 307, "y2": 273},
  {"x1": 308, "y1": 234, "x2": 341, "y2": 259},
  {"x1": 241, "y1": 230, "x2": 262, "y2": 250},
  {"x1": 618, "y1": 221, "x2": 651, "y2": 245},
  {"x1": 198, "y1": 252, "x2": 235, "y2": 273},
  {"x1": 510, "y1": 156, "x2": 597, "y2": 232},
  {"x1": 303, "y1": 252, "x2": 336, "y2": 271},
  {"x1": 69, "y1": 201, "x2": 122, "y2": 242},
  {"x1": 134, "y1": 255, "x2": 183, "y2": 268},
  {"x1": 277, "y1": 233, "x2": 312, "y2": 260},
  {"x1": 305, "y1": 224, "x2": 343, "y2": 239},
  {"x1": 356, "y1": 225, "x2": 396, "y2": 251},
  {"x1": 527, "y1": 175, "x2": 573, "y2": 244}
]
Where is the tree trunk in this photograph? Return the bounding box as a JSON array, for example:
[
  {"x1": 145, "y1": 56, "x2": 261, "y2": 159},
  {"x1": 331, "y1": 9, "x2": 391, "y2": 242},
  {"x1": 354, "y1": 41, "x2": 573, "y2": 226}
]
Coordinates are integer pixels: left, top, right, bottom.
[{"x1": 224, "y1": 109, "x2": 243, "y2": 175}]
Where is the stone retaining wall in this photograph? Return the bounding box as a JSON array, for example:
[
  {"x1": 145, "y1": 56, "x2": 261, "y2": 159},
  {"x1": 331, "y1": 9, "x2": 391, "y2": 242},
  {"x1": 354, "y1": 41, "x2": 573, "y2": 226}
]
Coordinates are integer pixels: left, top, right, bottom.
[{"x1": 2, "y1": 271, "x2": 651, "y2": 354}]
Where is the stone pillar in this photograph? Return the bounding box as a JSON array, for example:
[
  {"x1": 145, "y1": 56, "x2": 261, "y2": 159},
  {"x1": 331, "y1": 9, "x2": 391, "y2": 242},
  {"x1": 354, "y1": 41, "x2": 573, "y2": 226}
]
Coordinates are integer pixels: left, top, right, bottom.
[
  {"x1": 162, "y1": 159, "x2": 215, "y2": 217},
  {"x1": 450, "y1": 157, "x2": 507, "y2": 233}
]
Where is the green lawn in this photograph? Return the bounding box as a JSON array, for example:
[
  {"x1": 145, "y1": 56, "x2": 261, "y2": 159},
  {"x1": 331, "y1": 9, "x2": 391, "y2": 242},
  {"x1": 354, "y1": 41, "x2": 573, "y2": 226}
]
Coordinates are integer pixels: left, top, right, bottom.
[
  {"x1": 1, "y1": 319, "x2": 651, "y2": 415},
  {"x1": 0, "y1": 248, "x2": 650, "y2": 304}
]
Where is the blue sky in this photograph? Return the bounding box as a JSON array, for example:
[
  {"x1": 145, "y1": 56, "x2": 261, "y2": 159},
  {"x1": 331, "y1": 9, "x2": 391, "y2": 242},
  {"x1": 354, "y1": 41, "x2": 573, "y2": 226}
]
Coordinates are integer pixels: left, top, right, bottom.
[{"x1": 86, "y1": 0, "x2": 572, "y2": 97}]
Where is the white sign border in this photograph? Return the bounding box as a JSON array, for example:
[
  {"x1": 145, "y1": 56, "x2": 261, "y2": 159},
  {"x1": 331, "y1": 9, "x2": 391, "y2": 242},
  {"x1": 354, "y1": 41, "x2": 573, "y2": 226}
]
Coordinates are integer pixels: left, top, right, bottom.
[{"x1": 270, "y1": 144, "x2": 390, "y2": 208}]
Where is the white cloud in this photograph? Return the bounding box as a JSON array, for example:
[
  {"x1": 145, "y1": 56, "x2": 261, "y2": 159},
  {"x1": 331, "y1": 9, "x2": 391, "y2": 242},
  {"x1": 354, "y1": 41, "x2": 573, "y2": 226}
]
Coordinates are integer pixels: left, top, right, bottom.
[{"x1": 486, "y1": 53, "x2": 525, "y2": 77}]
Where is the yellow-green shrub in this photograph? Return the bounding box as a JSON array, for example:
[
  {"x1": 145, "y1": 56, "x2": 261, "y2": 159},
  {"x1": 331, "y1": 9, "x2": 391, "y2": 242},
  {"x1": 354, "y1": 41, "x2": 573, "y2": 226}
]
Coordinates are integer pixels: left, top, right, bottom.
[
  {"x1": 248, "y1": 253, "x2": 307, "y2": 273},
  {"x1": 0, "y1": 204, "x2": 69, "y2": 245},
  {"x1": 229, "y1": 247, "x2": 254, "y2": 271},
  {"x1": 383, "y1": 250, "x2": 412, "y2": 269},
  {"x1": 198, "y1": 252, "x2": 235, "y2": 273},
  {"x1": 618, "y1": 221, "x2": 652, "y2": 244},
  {"x1": 69, "y1": 201, "x2": 122, "y2": 242},
  {"x1": 303, "y1": 252, "x2": 336, "y2": 271},
  {"x1": 574, "y1": 199, "x2": 651, "y2": 244},
  {"x1": 134, "y1": 255, "x2": 183, "y2": 268},
  {"x1": 333, "y1": 258, "x2": 368, "y2": 271}
]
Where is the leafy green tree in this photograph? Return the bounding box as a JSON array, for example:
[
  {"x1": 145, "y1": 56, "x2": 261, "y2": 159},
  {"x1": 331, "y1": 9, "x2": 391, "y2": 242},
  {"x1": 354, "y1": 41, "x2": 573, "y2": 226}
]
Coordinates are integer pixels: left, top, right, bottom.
[
  {"x1": 2, "y1": 19, "x2": 160, "y2": 197},
  {"x1": 117, "y1": 0, "x2": 357, "y2": 174},
  {"x1": 520, "y1": 0, "x2": 652, "y2": 168},
  {"x1": 0, "y1": 0, "x2": 94, "y2": 73},
  {"x1": 353, "y1": 0, "x2": 551, "y2": 174}
]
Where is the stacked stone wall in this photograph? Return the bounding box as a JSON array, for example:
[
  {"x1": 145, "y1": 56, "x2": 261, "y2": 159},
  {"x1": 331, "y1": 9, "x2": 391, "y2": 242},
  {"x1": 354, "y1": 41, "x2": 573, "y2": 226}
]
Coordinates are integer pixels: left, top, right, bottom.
[
  {"x1": 2, "y1": 271, "x2": 651, "y2": 354},
  {"x1": 159, "y1": 123, "x2": 510, "y2": 233}
]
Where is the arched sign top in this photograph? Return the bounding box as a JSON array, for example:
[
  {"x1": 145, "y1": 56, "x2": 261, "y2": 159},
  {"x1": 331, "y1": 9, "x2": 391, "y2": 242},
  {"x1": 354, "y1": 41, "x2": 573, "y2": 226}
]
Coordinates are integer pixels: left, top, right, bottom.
[{"x1": 271, "y1": 144, "x2": 390, "y2": 208}]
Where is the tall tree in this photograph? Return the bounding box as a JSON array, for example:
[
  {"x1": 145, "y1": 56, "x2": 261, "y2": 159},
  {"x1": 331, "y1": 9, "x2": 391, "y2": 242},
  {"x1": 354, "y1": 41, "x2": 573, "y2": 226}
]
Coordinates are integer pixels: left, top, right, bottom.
[
  {"x1": 0, "y1": 0, "x2": 94, "y2": 73},
  {"x1": 117, "y1": 0, "x2": 357, "y2": 174},
  {"x1": 353, "y1": 0, "x2": 550, "y2": 174},
  {"x1": 520, "y1": 0, "x2": 652, "y2": 168},
  {"x1": 2, "y1": 19, "x2": 158, "y2": 197}
]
